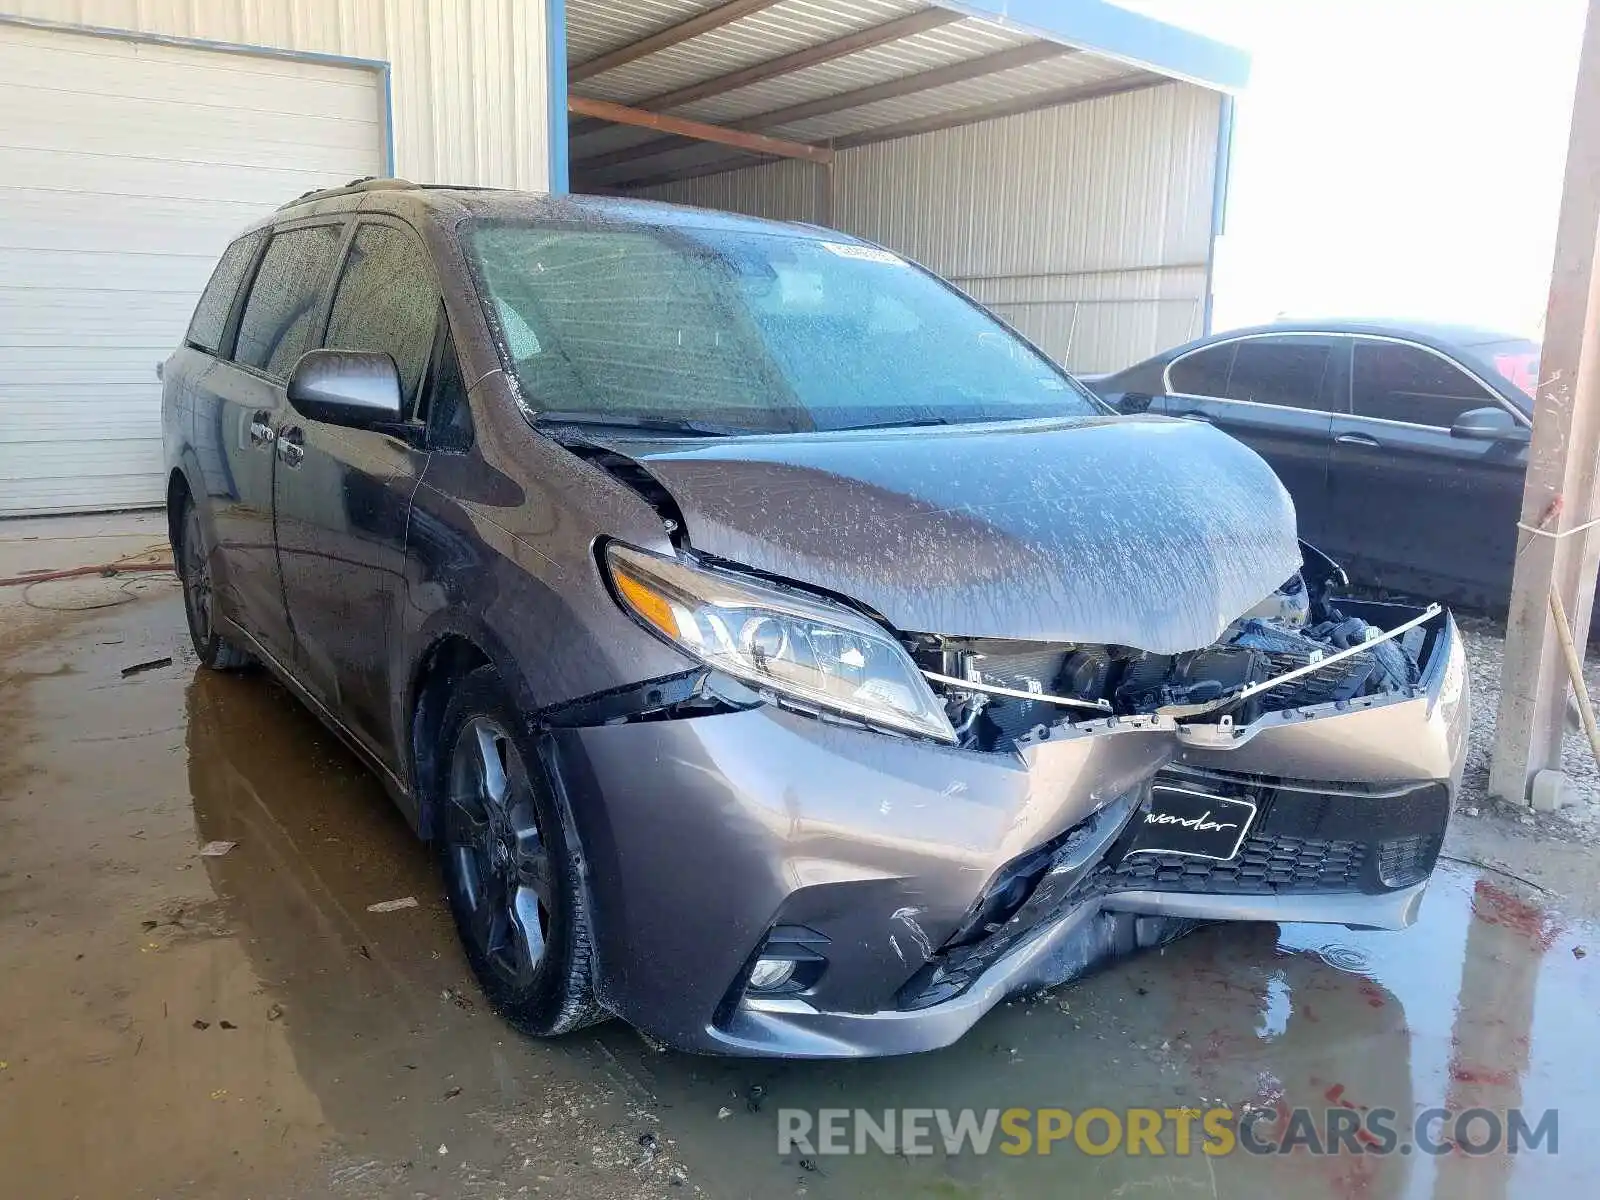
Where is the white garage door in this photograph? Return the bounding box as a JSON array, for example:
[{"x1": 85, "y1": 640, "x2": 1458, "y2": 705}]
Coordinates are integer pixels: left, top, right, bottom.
[{"x1": 0, "y1": 23, "x2": 385, "y2": 516}]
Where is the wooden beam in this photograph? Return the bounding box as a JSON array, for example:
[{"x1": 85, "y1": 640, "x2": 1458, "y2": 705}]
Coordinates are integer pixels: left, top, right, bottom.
[
  {"x1": 733, "y1": 40, "x2": 1074, "y2": 133},
  {"x1": 596, "y1": 75, "x2": 1167, "y2": 192},
  {"x1": 572, "y1": 7, "x2": 964, "y2": 146},
  {"x1": 640, "y1": 8, "x2": 962, "y2": 112},
  {"x1": 568, "y1": 0, "x2": 784, "y2": 83},
  {"x1": 576, "y1": 39, "x2": 1075, "y2": 171},
  {"x1": 1490, "y1": 0, "x2": 1600, "y2": 806},
  {"x1": 566, "y1": 96, "x2": 833, "y2": 165}
]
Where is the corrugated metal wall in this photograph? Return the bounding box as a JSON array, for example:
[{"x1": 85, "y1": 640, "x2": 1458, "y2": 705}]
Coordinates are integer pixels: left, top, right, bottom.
[
  {"x1": 4, "y1": 0, "x2": 551, "y2": 189},
  {"x1": 632, "y1": 82, "x2": 1221, "y2": 373},
  {"x1": 638, "y1": 155, "x2": 830, "y2": 225}
]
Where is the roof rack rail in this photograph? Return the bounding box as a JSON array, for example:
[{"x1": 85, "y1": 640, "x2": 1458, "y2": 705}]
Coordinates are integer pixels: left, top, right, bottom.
[{"x1": 277, "y1": 177, "x2": 420, "y2": 210}]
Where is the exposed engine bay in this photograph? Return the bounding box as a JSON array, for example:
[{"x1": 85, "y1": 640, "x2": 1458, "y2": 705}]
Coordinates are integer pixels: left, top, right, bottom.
[{"x1": 908, "y1": 547, "x2": 1436, "y2": 753}]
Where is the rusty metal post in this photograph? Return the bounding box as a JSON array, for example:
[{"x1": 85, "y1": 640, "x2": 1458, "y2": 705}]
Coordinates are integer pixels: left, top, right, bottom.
[{"x1": 1490, "y1": 0, "x2": 1600, "y2": 805}]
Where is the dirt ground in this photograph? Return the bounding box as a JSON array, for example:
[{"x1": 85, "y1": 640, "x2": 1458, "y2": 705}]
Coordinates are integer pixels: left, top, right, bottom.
[{"x1": 2, "y1": 515, "x2": 1598, "y2": 1200}]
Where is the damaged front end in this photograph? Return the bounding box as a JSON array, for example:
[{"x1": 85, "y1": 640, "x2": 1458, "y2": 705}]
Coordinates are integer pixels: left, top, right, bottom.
[
  {"x1": 548, "y1": 539, "x2": 1466, "y2": 1058},
  {"x1": 542, "y1": 420, "x2": 1465, "y2": 1057},
  {"x1": 875, "y1": 550, "x2": 1464, "y2": 1024},
  {"x1": 913, "y1": 546, "x2": 1437, "y2": 753}
]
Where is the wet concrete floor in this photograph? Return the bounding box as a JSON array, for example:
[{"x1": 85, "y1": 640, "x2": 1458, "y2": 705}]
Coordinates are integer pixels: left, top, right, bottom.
[{"x1": 2, "y1": 583, "x2": 1597, "y2": 1199}]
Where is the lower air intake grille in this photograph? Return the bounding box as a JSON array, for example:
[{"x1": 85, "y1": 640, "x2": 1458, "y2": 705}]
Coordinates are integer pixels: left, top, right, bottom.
[
  {"x1": 1078, "y1": 833, "x2": 1366, "y2": 897},
  {"x1": 1377, "y1": 834, "x2": 1438, "y2": 888}
]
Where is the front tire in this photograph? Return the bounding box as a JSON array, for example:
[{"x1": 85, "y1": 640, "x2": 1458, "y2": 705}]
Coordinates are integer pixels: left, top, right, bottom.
[
  {"x1": 433, "y1": 666, "x2": 603, "y2": 1036},
  {"x1": 176, "y1": 496, "x2": 253, "y2": 671}
]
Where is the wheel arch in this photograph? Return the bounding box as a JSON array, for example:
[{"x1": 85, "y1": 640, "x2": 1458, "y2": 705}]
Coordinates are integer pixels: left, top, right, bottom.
[
  {"x1": 406, "y1": 629, "x2": 496, "y2": 840},
  {"x1": 166, "y1": 466, "x2": 194, "y2": 552}
]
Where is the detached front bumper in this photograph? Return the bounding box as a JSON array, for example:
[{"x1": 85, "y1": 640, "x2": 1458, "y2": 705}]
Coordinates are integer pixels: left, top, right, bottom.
[{"x1": 552, "y1": 608, "x2": 1467, "y2": 1058}]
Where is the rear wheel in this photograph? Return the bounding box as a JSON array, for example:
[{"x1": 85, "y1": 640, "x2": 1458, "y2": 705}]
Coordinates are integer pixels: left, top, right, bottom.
[
  {"x1": 176, "y1": 497, "x2": 253, "y2": 671},
  {"x1": 434, "y1": 667, "x2": 602, "y2": 1035}
]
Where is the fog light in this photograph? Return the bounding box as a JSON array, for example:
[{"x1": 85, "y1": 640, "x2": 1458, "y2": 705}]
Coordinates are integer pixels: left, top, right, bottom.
[{"x1": 748, "y1": 957, "x2": 797, "y2": 991}]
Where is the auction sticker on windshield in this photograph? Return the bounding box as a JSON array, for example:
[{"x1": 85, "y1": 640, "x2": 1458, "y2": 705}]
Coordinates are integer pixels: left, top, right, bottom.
[
  {"x1": 1126, "y1": 785, "x2": 1256, "y2": 861},
  {"x1": 820, "y1": 241, "x2": 907, "y2": 265}
]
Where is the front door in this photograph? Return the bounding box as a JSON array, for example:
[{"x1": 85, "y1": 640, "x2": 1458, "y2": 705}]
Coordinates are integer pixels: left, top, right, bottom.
[
  {"x1": 1326, "y1": 337, "x2": 1529, "y2": 601},
  {"x1": 1156, "y1": 334, "x2": 1341, "y2": 545},
  {"x1": 206, "y1": 221, "x2": 345, "y2": 664},
  {"x1": 273, "y1": 220, "x2": 439, "y2": 767}
]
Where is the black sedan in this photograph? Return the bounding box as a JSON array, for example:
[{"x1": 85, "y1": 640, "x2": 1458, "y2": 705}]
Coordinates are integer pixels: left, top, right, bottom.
[{"x1": 1085, "y1": 320, "x2": 1541, "y2": 607}]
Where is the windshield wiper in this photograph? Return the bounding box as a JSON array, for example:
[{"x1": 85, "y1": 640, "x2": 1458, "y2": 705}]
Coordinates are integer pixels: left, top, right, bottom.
[
  {"x1": 531, "y1": 411, "x2": 760, "y2": 437},
  {"x1": 831, "y1": 415, "x2": 957, "y2": 432}
]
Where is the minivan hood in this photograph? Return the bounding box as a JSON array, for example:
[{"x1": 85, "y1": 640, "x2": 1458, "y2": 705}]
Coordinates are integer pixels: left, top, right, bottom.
[{"x1": 601, "y1": 416, "x2": 1301, "y2": 654}]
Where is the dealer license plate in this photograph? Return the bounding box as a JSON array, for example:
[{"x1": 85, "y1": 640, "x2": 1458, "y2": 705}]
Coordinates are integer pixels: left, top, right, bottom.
[{"x1": 1125, "y1": 785, "x2": 1257, "y2": 862}]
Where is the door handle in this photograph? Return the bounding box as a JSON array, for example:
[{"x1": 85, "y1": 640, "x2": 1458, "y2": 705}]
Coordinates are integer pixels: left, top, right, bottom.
[
  {"x1": 276, "y1": 425, "x2": 305, "y2": 467},
  {"x1": 1336, "y1": 432, "x2": 1380, "y2": 447},
  {"x1": 1175, "y1": 412, "x2": 1212, "y2": 423},
  {"x1": 248, "y1": 411, "x2": 276, "y2": 447}
]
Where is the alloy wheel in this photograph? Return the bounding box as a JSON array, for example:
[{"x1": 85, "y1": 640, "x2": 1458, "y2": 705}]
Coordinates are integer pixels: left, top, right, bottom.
[
  {"x1": 443, "y1": 717, "x2": 553, "y2": 987},
  {"x1": 181, "y1": 504, "x2": 213, "y2": 645}
]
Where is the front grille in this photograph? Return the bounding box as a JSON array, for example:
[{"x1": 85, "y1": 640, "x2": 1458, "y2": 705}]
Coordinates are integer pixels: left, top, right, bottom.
[{"x1": 1075, "y1": 832, "x2": 1366, "y2": 897}]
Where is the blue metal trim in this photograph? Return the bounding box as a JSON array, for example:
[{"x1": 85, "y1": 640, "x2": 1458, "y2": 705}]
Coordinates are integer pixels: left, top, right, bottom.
[
  {"x1": 0, "y1": 12, "x2": 398, "y2": 174},
  {"x1": 0, "y1": 13, "x2": 388, "y2": 71},
  {"x1": 379, "y1": 65, "x2": 397, "y2": 176},
  {"x1": 1202, "y1": 93, "x2": 1236, "y2": 334},
  {"x1": 929, "y1": 0, "x2": 1249, "y2": 92},
  {"x1": 545, "y1": 0, "x2": 570, "y2": 193}
]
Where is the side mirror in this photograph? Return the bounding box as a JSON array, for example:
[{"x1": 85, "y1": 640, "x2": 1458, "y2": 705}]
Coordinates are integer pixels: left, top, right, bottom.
[
  {"x1": 1116, "y1": 393, "x2": 1153, "y2": 415},
  {"x1": 1451, "y1": 405, "x2": 1530, "y2": 444},
  {"x1": 287, "y1": 349, "x2": 402, "y2": 429}
]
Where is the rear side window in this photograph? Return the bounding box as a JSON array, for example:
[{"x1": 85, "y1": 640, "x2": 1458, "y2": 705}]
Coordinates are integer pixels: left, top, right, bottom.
[
  {"x1": 323, "y1": 224, "x2": 438, "y2": 415},
  {"x1": 234, "y1": 224, "x2": 343, "y2": 380},
  {"x1": 1352, "y1": 341, "x2": 1500, "y2": 427},
  {"x1": 1225, "y1": 341, "x2": 1331, "y2": 409},
  {"x1": 1168, "y1": 344, "x2": 1235, "y2": 396},
  {"x1": 186, "y1": 232, "x2": 262, "y2": 354}
]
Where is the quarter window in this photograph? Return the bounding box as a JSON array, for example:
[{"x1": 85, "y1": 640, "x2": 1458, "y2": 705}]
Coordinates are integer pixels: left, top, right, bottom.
[
  {"x1": 425, "y1": 326, "x2": 473, "y2": 451},
  {"x1": 1224, "y1": 341, "x2": 1331, "y2": 409},
  {"x1": 323, "y1": 224, "x2": 439, "y2": 415},
  {"x1": 1168, "y1": 344, "x2": 1234, "y2": 396},
  {"x1": 186, "y1": 232, "x2": 263, "y2": 355},
  {"x1": 234, "y1": 224, "x2": 343, "y2": 380},
  {"x1": 1352, "y1": 342, "x2": 1500, "y2": 427}
]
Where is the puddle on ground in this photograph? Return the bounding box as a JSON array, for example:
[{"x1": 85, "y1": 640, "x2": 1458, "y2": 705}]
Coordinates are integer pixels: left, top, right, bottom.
[{"x1": 1, "y1": 593, "x2": 1596, "y2": 1199}]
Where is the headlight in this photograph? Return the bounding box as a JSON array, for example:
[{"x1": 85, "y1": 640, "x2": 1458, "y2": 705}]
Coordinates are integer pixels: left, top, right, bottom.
[{"x1": 604, "y1": 543, "x2": 955, "y2": 743}]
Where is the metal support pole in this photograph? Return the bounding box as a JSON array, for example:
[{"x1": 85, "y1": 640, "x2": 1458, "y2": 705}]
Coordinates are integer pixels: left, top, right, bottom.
[{"x1": 1490, "y1": 0, "x2": 1600, "y2": 805}]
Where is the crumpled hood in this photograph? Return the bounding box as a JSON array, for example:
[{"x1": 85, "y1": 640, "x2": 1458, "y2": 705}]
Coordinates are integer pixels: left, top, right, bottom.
[{"x1": 603, "y1": 415, "x2": 1301, "y2": 654}]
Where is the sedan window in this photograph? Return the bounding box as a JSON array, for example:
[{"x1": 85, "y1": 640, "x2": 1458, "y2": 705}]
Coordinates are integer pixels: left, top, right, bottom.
[
  {"x1": 1167, "y1": 343, "x2": 1235, "y2": 396},
  {"x1": 1352, "y1": 341, "x2": 1500, "y2": 427},
  {"x1": 1224, "y1": 341, "x2": 1331, "y2": 409},
  {"x1": 1467, "y1": 337, "x2": 1541, "y2": 401}
]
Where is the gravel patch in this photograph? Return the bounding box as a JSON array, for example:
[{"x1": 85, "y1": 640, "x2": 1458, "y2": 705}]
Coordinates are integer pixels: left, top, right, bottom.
[{"x1": 1454, "y1": 611, "x2": 1600, "y2": 843}]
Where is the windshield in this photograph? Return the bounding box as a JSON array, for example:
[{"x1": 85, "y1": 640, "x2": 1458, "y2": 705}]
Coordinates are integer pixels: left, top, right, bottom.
[
  {"x1": 1467, "y1": 337, "x2": 1541, "y2": 400},
  {"x1": 464, "y1": 222, "x2": 1101, "y2": 433}
]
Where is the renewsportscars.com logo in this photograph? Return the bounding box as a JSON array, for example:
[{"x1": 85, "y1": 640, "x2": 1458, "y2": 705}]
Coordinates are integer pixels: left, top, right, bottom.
[{"x1": 777, "y1": 1106, "x2": 1559, "y2": 1158}]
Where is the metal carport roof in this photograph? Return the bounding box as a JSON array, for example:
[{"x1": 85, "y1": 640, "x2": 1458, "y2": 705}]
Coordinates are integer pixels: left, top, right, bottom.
[{"x1": 560, "y1": 0, "x2": 1248, "y2": 192}]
